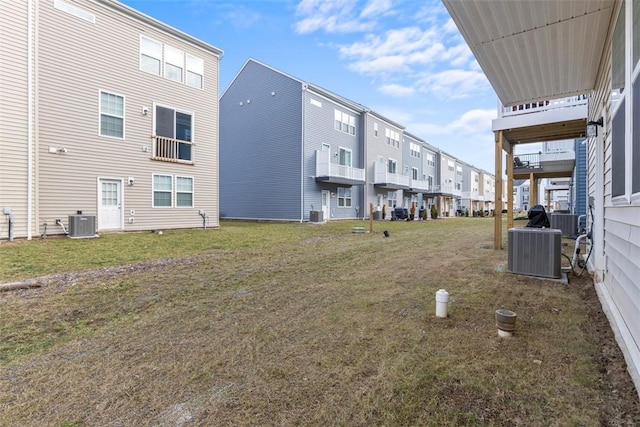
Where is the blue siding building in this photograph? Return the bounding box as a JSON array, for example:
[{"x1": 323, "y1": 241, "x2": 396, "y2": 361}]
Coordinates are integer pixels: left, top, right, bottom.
[{"x1": 220, "y1": 59, "x2": 366, "y2": 221}]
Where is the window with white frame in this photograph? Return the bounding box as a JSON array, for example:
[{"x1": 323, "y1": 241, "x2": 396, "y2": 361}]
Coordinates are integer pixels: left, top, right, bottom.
[
  {"x1": 412, "y1": 167, "x2": 419, "y2": 180},
  {"x1": 153, "y1": 174, "x2": 194, "y2": 208},
  {"x1": 337, "y1": 187, "x2": 352, "y2": 207},
  {"x1": 154, "y1": 105, "x2": 194, "y2": 162},
  {"x1": 428, "y1": 175, "x2": 434, "y2": 189},
  {"x1": 410, "y1": 142, "x2": 421, "y2": 158},
  {"x1": 387, "y1": 191, "x2": 397, "y2": 207},
  {"x1": 426, "y1": 154, "x2": 435, "y2": 167},
  {"x1": 456, "y1": 166, "x2": 462, "y2": 176},
  {"x1": 334, "y1": 109, "x2": 355, "y2": 135},
  {"x1": 374, "y1": 122, "x2": 378, "y2": 137},
  {"x1": 385, "y1": 128, "x2": 400, "y2": 148},
  {"x1": 140, "y1": 36, "x2": 162, "y2": 76},
  {"x1": 139, "y1": 36, "x2": 204, "y2": 89},
  {"x1": 447, "y1": 160, "x2": 454, "y2": 171},
  {"x1": 186, "y1": 54, "x2": 204, "y2": 89},
  {"x1": 388, "y1": 159, "x2": 397, "y2": 174},
  {"x1": 611, "y1": 3, "x2": 626, "y2": 199},
  {"x1": 176, "y1": 176, "x2": 194, "y2": 207},
  {"x1": 153, "y1": 174, "x2": 173, "y2": 207},
  {"x1": 99, "y1": 91, "x2": 124, "y2": 138},
  {"x1": 164, "y1": 45, "x2": 184, "y2": 83},
  {"x1": 338, "y1": 147, "x2": 352, "y2": 167}
]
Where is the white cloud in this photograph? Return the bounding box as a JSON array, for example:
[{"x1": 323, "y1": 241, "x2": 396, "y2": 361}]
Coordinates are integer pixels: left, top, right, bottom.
[
  {"x1": 378, "y1": 84, "x2": 415, "y2": 97},
  {"x1": 448, "y1": 109, "x2": 496, "y2": 134},
  {"x1": 294, "y1": 0, "x2": 376, "y2": 34},
  {"x1": 417, "y1": 69, "x2": 490, "y2": 99},
  {"x1": 360, "y1": 0, "x2": 393, "y2": 19}
]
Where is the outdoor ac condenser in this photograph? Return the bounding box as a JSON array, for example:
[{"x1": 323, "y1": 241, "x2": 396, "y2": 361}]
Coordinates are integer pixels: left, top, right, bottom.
[
  {"x1": 550, "y1": 213, "x2": 578, "y2": 237},
  {"x1": 68, "y1": 214, "x2": 96, "y2": 238},
  {"x1": 507, "y1": 228, "x2": 562, "y2": 279}
]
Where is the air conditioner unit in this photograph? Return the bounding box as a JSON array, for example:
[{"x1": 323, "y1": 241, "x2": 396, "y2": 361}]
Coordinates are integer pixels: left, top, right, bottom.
[
  {"x1": 507, "y1": 228, "x2": 562, "y2": 279},
  {"x1": 309, "y1": 210, "x2": 323, "y2": 223},
  {"x1": 550, "y1": 213, "x2": 578, "y2": 237},
  {"x1": 68, "y1": 214, "x2": 96, "y2": 238}
]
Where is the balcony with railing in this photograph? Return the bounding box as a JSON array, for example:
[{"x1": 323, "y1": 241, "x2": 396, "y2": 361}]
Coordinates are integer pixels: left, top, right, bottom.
[
  {"x1": 409, "y1": 177, "x2": 432, "y2": 193},
  {"x1": 493, "y1": 95, "x2": 588, "y2": 143},
  {"x1": 373, "y1": 162, "x2": 410, "y2": 190},
  {"x1": 315, "y1": 150, "x2": 365, "y2": 186},
  {"x1": 152, "y1": 135, "x2": 194, "y2": 164},
  {"x1": 510, "y1": 150, "x2": 575, "y2": 178},
  {"x1": 425, "y1": 183, "x2": 454, "y2": 195}
]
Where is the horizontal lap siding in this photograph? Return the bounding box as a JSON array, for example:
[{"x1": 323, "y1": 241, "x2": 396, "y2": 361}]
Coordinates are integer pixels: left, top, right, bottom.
[
  {"x1": 36, "y1": 1, "x2": 219, "y2": 235},
  {"x1": 593, "y1": 1, "x2": 640, "y2": 390},
  {"x1": 604, "y1": 209, "x2": 640, "y2": 348},
  {"x1": 0, "y1": 1, "x2": 31, "y2": 239},
  {"x1": 219, "y1": 60, "x2": 302, "y2": 220}
]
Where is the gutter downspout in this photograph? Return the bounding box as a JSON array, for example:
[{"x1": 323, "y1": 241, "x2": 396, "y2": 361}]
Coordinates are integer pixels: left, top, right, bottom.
[
  {"x1": 300, "y1": 83, "x2": 306, "y2": 223},
  {"x1": 27, "y1": 0, "x2": 34, "y2": 240}
]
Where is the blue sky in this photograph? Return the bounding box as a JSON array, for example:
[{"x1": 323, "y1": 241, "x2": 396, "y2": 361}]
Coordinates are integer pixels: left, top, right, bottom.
[{"x1": 121, "y1": 0, "x2": 498, "y2": 172}]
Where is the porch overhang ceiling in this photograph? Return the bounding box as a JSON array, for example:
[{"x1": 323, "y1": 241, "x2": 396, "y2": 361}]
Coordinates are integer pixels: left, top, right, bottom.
[{"x1": 442, "y1": 0, "x2": 615, "y2": 107}]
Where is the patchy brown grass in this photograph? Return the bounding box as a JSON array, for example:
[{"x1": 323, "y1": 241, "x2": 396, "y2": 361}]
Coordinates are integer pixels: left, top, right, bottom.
[{"x1": 0, "y1": 218, "x2": 638, "y2": 426}]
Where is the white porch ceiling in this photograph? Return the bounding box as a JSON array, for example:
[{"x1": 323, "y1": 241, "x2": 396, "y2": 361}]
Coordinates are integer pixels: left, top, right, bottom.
[{"x1": 442, "y1": 0, "x2": 616, "y2": 107}]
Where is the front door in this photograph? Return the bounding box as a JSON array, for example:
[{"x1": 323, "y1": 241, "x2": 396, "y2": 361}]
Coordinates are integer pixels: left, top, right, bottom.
[
  {"x1": 321, "y1": 190, "x2": 330, "y2": 222},
  {"x1": 98, "y1": 179, "x2": 122, "y2": 230}
]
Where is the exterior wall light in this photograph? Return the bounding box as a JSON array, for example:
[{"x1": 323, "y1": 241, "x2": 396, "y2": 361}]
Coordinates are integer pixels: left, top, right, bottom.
[{"x1": 586, "y1": 117, "x2": 603, "y2": 137}]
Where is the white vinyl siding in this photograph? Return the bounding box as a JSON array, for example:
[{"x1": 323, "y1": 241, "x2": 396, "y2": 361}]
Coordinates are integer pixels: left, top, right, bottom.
[{"x1": 99, "y1": 91, "x2": 124, "y2": 138}]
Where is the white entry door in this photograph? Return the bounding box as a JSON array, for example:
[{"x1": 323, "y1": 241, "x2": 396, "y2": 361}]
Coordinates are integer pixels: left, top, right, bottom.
[
  {"x1": 98, "y1": 179, "x2": 122, "y2": 230},
  {"x1": 321, "y1": 190, "x2": 330, "y2": 222}
]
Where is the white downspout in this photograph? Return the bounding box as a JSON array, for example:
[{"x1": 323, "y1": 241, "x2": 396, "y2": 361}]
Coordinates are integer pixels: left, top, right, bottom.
[
  {"x1": 300, "y1": 84, "x2": 306, "y2": 223},
  {"x1": 27, "y1": 0, "x2": 34, "y2": 240}
]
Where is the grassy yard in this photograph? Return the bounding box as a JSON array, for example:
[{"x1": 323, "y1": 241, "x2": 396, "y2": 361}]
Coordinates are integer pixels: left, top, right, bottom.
[{"x1": 0, "y1": 218, "x2": 638, "y2": 426}]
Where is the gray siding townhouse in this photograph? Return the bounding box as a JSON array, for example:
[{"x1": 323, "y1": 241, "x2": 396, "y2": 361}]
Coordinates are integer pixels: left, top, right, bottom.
[
  {"x1": 430, "y1": 152, "x2": 457, "y2": 217},
  {"x1": 1, "y1": 0, "x2": 222, "y2": 240},
  {"x1": 220, "y1": 59, "x2": 365, "y2": 222},
  {"x1": 403, "y1": 132, "x2": 430, "y2": 211},
  {"x1": 421, "y1": 145, "x2": 439, "y2": 213},
  {"x1": 363, "y1": 111, "x2": 408, "y2": 213}
]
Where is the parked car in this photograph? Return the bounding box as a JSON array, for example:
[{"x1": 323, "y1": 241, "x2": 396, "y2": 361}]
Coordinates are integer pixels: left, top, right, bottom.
[{"x1": 391, "y1": 207, "x2": 409, "y2": 220}]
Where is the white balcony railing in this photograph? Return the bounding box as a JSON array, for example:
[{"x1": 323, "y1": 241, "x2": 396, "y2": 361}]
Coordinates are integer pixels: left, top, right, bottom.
[
  {"x1": 315, "y1": 150, "x2": 365, "y2": 182},
  {"x1": 498, "y1": 95, "x2": 588, "y2": 119},
  {"x1": 409, "y1": 178, "x2": 431, "y2": 192},
  {"x1": 374, "y1": 162, "x2": 410, "y2": 187}
]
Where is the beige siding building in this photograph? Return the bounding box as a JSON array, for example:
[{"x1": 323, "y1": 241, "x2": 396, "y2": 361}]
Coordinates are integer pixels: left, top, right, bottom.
[{"x1": 0, "y1": 0, "x2": 222, "y2": 240}]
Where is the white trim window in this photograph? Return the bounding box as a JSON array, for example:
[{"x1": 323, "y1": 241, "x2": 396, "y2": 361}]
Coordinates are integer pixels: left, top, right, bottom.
[
  {"x1": 337, "y1": 187, "x2": 352, "y2": 207},
  {"x1": 153, "y1": 174, "x2": 173, "y2": 207},
  {"x1": 388, "y1": 158, "x2": 397, "y2": 174},
  {"x1": 139, "y1": 36, "x2": 204, "y2": 89},
  {"x1": 164, "y1": 45, "x2": 184, "y2": 83},
  {"x1": 387, "y1": 191, "x2": 397, "y2": 207},
  {"x1": 447, "y1": 160, "x2": 455, "y2": 172},
  {"x1": 410, "y1": 142, "x2": 421, "y2": 158},
  {"x1": 334, "y1": 109, "x2": 356, "y2": 135},
  {"x1": 186, "y1": 54, "x2": 204, "y2": 89},
  {"x1": 140, "y1": 36, "x2": 162, "y2": 76},
  {"x1": 176, "y1": 176, "x2": 194, "y2": 207},
  {"x1": 426, "y1": 154, "x2": 435, "y2": 167},
  {"x1": 412, "y1": 167, "x2": 419, "y2": 180},
  {"x1": 374, "y1": 122, "x2": 378, "y2": 137},
  {"x1": 338, "y1": 147, "x2": 352, "y2": 167},
  {"x1": 385, "y1": 128, "x2": 400, "y2": 148},
  {"x1": 99, "y1": 91, "x2": 124, "y2": 139}
]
